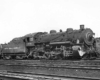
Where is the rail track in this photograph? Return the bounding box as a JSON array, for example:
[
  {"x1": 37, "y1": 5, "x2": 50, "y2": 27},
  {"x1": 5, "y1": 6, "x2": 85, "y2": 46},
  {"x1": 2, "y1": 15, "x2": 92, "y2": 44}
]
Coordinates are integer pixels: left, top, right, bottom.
[
  {"x1": 0, "y1": 71, "x2": 92, "y2": 80},
  {"x1": 0, "y1": 60, "x2": 100, "y2": 67},
  {"x1": 0, "y1": 61, "x2": 100, "y2": 79}
]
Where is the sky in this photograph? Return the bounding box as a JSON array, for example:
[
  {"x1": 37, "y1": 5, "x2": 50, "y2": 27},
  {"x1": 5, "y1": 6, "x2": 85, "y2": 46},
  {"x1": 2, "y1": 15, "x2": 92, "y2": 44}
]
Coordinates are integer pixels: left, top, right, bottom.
[{"x1": 0, "y1": 0, "x2": 100, "y2": 43}]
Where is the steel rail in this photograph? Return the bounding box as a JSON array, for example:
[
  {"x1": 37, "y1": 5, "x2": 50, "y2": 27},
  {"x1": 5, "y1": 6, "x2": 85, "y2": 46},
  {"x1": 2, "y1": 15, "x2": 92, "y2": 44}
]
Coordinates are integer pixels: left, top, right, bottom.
[
  {"x1": 0, "y1": 70, "x2": 99, "y2": 80},
  {"x1": 0, "y1": 62, "x2": 100, "y2": 79},
  {"x1": 0, "y1": 60, "x2": 100, "y2": 66}
]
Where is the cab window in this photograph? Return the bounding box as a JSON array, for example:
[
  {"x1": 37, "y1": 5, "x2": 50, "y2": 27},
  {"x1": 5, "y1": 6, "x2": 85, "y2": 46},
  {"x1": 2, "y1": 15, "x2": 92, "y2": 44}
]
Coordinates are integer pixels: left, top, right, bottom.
[{"x1": 30, "y1": 37, "x2": 34, "y2": 42}]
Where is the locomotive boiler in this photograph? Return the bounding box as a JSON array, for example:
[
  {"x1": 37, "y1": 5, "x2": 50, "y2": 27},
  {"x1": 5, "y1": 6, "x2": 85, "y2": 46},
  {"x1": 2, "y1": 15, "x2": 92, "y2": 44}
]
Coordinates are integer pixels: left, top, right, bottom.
[{"x1": 0, "y1": 25, "x2": 97, "y2": 60}]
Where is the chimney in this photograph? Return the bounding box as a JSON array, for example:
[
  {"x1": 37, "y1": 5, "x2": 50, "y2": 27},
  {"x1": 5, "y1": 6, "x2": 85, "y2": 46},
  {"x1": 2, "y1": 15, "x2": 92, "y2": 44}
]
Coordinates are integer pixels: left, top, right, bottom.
[{"x1": 80, "y1": 25, "x2": 84, "y2": 30}]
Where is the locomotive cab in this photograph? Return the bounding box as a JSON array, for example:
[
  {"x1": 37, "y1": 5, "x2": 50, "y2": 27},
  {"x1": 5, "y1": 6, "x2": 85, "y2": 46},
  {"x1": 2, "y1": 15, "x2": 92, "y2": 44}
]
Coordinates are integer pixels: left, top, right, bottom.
[
  {"x1": 23, "y1": 33, "x2": 37, "y2": 48},
  {"x1": 24, "y1": 37, "x2": 35, "y2": 47}
]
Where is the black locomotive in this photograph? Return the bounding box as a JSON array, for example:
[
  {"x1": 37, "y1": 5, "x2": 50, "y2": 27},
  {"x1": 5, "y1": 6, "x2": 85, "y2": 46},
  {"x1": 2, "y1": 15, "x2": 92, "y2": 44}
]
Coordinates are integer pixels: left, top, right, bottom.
[{"x1": 0, "y1": 25, "x2": 98, "y2": 60}]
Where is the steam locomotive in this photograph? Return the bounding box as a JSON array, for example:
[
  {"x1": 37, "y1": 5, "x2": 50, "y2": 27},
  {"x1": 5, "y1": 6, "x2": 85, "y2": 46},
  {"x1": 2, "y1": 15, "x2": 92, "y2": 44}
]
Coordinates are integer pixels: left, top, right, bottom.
[{"x1": 0, "y1": 25, "x2": 98, "y2": 60}]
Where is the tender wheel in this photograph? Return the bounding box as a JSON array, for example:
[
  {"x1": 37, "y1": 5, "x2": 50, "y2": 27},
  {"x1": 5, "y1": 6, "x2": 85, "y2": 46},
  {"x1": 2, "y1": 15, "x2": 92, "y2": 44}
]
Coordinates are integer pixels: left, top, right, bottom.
[
  {"x1": 3, "y1": 55, "x2": 11, "y2": 60},
  {"x1": 16, "y1": 56, "x2": 23, "y2": 60}
]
